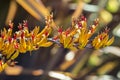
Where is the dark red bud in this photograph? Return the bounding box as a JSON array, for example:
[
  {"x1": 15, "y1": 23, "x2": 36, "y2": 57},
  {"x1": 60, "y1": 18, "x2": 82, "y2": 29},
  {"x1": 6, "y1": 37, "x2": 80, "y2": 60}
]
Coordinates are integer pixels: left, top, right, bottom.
[
  {"x1": 65, "y1": 31, "x2": 69, "y2": 36},
  {"x1": 18, "y1": 24, "x2": 23, "y2": 30},
  {"x1": 23, "y1": 20, "x2": 28, "y2": 27},
  {"x1": 35, "y1": 45, "x2": 38, "y2": 49},
  {"x1": 58, "y1": 28, "x2": 63, "y2": 33},
  {"x1": 8, "y1": 37, "x2": 12, "y2": 42},
  {"x1": 1, "y1": 34, "x2": 4, "y2": 39},
  {"x1": 14, "y1": 34, "x2": 17, "y2": 39},
  {"x1": 0, "y1": 61, "x2": 2, "y2": 65},
  {"x1": 44, "y1": 32, "x2": 48, "y2": 36},
  {"x1": 21, "y1": 32, "x2": 24, "y2": 39},
  {"x1": 32, "y1": 34, "x2": 35, "y2": 40},
  {"x1": 78, "y1": 23, "x2": 82, "y2": 28},
  {"x1": 99, "y1": 35, "x2": 103, "y2": 40},
  {"x1": 81, "y1": 16, "x2": 86, "y2": 21}
]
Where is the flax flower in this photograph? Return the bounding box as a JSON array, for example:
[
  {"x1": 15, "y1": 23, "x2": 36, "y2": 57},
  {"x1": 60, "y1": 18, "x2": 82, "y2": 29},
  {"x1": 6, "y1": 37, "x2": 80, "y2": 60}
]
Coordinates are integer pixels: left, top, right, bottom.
[
  {"x1": 53, "y1": 16, "x2": 100, "y2": 50},
  {"x1": 0, "y1": 15, "x2": 53, "y2": 72},
  {"x1": 73, "y1": 16, "x2": 99, "y2": 49},
  {"x1": 53, "y1": 27, "x2": 77, "y2": 50},
  {"x1": 92, "y1": 28, "x2": 114, "y2": 49},
  {"x1": 0, "y1": 15, "x2": 114, "y2": 72}
]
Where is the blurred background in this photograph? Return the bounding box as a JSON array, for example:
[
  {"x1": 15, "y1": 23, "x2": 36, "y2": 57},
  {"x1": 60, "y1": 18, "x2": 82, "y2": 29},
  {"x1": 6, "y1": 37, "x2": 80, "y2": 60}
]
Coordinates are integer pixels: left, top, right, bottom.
[{"x1": 0, "y1": 0, "x2": 120, "y2": 80}]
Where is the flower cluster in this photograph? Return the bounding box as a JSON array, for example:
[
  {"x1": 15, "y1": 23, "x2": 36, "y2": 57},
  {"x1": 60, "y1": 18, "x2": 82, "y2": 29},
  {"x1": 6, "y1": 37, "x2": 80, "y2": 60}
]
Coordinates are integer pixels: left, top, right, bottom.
[
  {"x1": 0, "y1": 15, "x2": 53, "y2": 71},
  {"x1": 52, "y1": 16, "x2": 114, "y2": 50},
  {"x1": 0, "y1": 15, "x2": 114, "y2": 72}
]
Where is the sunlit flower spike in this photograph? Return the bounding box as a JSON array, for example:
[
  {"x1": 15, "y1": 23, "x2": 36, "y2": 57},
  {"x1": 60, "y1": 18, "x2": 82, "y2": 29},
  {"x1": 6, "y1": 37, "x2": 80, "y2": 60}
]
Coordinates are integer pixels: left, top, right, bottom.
[
  {"x1": 0, "y1": 15, "x2": 114, "y2": 72},
  {"x1": 92, "y1": 27, "x2": 114, "y2": 49},
  {"x1": 0, "y1": 15, "x2": 53, "y2": 72}
]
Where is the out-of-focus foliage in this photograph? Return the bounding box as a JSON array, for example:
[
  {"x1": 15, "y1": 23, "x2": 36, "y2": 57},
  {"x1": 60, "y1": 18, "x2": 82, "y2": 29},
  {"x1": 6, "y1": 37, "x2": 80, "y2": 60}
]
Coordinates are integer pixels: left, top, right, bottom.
[{"x1": 106, "y1": 0, "x2": 120, "y2": 13}]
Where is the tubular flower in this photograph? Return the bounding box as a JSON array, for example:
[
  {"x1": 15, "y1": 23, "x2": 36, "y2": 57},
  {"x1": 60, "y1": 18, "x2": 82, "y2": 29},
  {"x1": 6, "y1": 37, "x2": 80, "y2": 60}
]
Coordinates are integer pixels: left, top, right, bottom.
[
  {"x1": 92, "y1": 28, "x2": 114, "y2": 49},
  {"x1": 0, "y1": 15, "x2": 114, "y2": 72},
  {"x1": 73, "y1": 16, "x2": 99, "y2": 49},
  {"x1": 0, "y1": 15, "x2": 53, "y2": 72},
  {"x1": 53, "y1": 27, "x2": 77, "y2": 50},
  {"x1": 53, "y1": 16, "x2": 100, "y2": 50}
]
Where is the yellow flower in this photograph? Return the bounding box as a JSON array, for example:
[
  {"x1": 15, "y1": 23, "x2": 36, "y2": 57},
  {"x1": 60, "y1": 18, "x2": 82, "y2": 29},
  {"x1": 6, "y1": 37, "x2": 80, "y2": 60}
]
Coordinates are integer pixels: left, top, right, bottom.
[
  {"x1": 0, "y1": 15, "x2": 54, "y2": 72},
  {"x1": 36, "y1": 26, "x2": 53, "y2": 47},
  {"x1": 74, "y1": 17, "x2": 99, "y2": 49},
  {"x1": 0, "y1": 15, "x2": 114, "y2": 72},
  {"x1": 92, "y1": 28, "x2": 114, "y2": 49},
  {"x1": 0, "y1": 61, "x2": 8, "y2": 72},
  {"x1": 53, "y1": 27, "x2": 77, "y2": 50}
]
